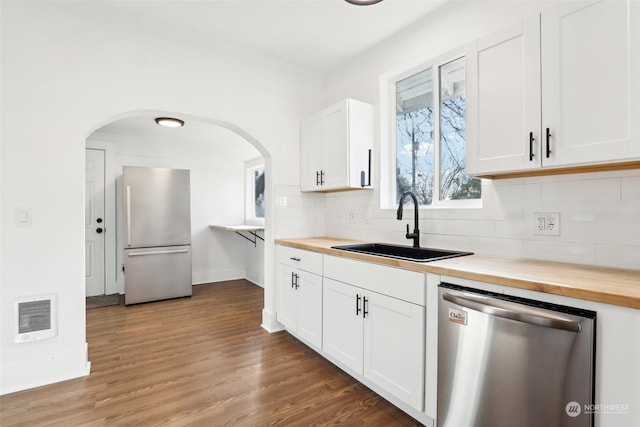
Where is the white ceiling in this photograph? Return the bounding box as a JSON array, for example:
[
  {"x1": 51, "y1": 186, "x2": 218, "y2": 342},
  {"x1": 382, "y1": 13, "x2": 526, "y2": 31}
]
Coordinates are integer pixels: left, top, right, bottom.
[
  {"x1": 96, "y1": 0, "x2": 447, "y2": 71},
  {"x1": 90, "y1": 0, "x2": 446, "y2": 144}
]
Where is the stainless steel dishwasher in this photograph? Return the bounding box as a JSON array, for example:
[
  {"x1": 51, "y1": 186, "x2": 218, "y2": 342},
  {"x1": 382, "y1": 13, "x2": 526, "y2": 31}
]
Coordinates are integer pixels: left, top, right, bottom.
[{"x1": 437, "y1": 283, "x2": 596, "y2": 427}]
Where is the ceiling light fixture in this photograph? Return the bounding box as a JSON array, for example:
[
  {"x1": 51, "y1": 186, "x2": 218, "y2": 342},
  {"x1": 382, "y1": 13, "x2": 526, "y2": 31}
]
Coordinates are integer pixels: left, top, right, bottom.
[
  {"x1": 154, "y1": 117, "x2": 184, "y2": 128},
  {"x1": 345, "y1": 0, "x2": 383, "y2": 5}
]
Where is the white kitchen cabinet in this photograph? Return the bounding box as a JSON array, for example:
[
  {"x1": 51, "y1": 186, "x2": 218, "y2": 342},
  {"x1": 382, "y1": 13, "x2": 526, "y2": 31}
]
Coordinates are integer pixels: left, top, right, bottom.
[
  {"x1": 542, "y1": 0, "x2": 640, "y2": 167},
  {"x1": 276, "y1": 246, "x2": 323, "y2": 349},
  {"x1": 322, "y1": 257, "x2": 425, "y2": 412},
  {"x1": 300, "y1": 98, "x2": 373, "y2": 192},
  {"x1": 466, "y1": 15, "x2": 541, "y2": 175},
  {"x1": 300, "y1": 112, "x2": 324, "y2": 191},
  {"x1": 323, "y1": 278, "x2": 363, "y2": 373},
  {"x1": 632, "y1": 0, "x2": 640, "y2": 159},
  {"x1": 467, "y1": 0, "x2": 640, "y2": 176},
  {"x1": 363, "y1": 289, "x2": 424, "y2": 412}
]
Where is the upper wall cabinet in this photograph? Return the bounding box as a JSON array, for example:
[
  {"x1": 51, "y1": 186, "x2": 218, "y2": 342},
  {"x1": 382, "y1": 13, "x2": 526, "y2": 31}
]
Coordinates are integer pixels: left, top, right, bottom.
[
  {"x1": 466, "y1": 15, "x2": 541, "y2": 175},
  {"x1": 466, "y1": 0, "x2": 640, "y2": 177},
  {"x1": 300, "y1": 98, "x2": 374, "y2": 192}
]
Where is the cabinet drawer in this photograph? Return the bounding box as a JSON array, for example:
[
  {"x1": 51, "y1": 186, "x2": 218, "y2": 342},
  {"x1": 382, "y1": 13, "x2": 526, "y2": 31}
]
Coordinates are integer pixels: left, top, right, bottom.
[
  {"x1": 324, "y1": 255, "x2": 424, "y2": 306},
  {"x1": 277, "y1": 245, "x2": 323, "y2": 275}
]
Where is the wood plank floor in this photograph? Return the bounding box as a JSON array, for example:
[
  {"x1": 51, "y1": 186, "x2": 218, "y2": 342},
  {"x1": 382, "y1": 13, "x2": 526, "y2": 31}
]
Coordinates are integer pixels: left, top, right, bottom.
[{"x1": 1, "y1": 280, "x2": 421, "y2": 426}]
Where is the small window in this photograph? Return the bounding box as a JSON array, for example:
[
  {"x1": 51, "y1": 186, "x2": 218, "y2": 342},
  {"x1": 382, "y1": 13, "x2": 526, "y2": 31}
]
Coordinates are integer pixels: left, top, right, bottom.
[
  {"x1": 438, "y1": 57, "x2": 481, "y2": 202},
  {"x1": 396, "y1": 68, "x2": 435, "y2": 205},
  {"x1": 386, "y1": 54, "x2": 481, "y2": 208},
  {"x1": 245, "y1": 158, "x2": 265, "y2": 225}
]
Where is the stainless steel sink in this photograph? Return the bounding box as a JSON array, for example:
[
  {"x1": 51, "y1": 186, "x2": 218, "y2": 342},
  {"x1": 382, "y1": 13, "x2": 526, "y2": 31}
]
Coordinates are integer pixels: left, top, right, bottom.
[{"x1": 331, "y1": 243, "x2": 473, "y2": 262}]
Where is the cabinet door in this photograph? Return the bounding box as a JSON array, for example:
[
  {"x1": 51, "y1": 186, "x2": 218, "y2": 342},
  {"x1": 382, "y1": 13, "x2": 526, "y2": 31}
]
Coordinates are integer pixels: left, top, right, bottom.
[
  {"x1": 300, "y1": 112, "x2": 324, "y2": 192},
  {"x1": 297, "y1": 271, "x2": 323, "y2": 349},
  {"x1": 632, "y1": 0, "x2": 640, "y2": 158},
  {"x1": 323, "y1": 101, "x2": 350, "y2": 190},
  {"x1": 466, "y1": 15, "x2": 542, "y2": 175},
  {"x1": 542, "y1": 0, "x2": 639, "y2": 166},
  {"x1": 322, "y1": 278, "x2": 364, "y2": 375},
  {"x1": 364, "y1": 292, "x2": 425, "y2": 411},
  {"x1": 276, "y1": 264, "x2": 298, "y2": 331}
]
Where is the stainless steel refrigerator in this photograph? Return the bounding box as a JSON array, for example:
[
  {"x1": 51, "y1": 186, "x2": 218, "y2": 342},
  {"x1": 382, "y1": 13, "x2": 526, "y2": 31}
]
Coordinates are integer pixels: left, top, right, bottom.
[{"x1": 123, "y1": 166, "x2": 192, "y2": 305}]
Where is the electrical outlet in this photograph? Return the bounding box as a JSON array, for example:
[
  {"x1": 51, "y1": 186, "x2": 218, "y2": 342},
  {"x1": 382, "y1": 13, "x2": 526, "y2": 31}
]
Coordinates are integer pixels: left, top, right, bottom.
[
  {"x1": 534, "y1": 212, "x2": 560, "y2": 236},
  {"x1": 347, "y1": 211, "x2": 357, "y2": 224}
]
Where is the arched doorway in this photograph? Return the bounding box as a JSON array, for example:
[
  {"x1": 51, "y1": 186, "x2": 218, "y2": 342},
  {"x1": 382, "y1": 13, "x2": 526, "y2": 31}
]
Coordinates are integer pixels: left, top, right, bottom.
[{"x1": 84, "y1": 110, "x2": 274, "y2": 324}]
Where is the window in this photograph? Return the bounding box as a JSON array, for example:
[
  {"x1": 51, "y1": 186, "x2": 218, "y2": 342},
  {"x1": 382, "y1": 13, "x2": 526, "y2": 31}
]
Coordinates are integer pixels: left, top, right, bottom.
[
  {"x1": 387, "y1": 54, "x2": 481, "y2": 208},
  {"x1": 245, "y1": 158, "x2": 265, "y2": 225}
]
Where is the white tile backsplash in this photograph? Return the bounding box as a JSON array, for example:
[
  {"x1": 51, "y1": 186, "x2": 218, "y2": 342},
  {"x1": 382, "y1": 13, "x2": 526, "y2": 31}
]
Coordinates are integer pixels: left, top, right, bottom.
[
  {"x1": 523, "y1": 240, "x2": 597, "y2": 265},
  {"x1": 274, "y1": 184, "x2": 325, "y2": 238},
  {"x1": 293, "y1": 169, "x2": 640, "y2": 270},
  {"x1": 595, "y1": 244, "x2": 640, "y2": 269},
  {"x1": 622, "y1": 177, "x2": 640, "y2": 200},
  {"x1": 541, "y1": 178, "x2": 621, "y2": 202}
]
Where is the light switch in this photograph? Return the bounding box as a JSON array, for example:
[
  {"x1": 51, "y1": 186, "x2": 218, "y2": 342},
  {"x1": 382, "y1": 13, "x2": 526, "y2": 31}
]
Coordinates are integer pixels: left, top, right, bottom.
[{"x1": 16, "y1": 208, "x2": 32, "y2": 227}]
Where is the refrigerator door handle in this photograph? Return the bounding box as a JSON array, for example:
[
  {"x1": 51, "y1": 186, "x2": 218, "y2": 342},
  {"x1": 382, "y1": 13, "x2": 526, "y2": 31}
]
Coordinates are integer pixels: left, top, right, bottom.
[
  {"x1": 442, "y1": 292, "x2": 582, "y2": 333},
  {"x1": 128, "y1": 249, "x2": 190, "y2": 257},
  {"x1": 126, "y1": 185, "x2": 132, "y2": 247}
]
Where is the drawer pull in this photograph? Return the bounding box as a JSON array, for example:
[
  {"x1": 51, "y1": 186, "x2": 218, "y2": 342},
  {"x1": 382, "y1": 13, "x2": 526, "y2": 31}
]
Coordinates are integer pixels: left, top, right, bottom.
[{"x1": 290, "y1": 257, "x2": 301, "y2": 262}]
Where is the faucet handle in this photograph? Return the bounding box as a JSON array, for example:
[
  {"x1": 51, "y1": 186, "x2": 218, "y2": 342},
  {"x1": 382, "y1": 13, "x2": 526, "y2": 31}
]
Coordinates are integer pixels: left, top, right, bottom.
[{"x1": 405, "y1": 223, "x2": 410, "y2": 237}]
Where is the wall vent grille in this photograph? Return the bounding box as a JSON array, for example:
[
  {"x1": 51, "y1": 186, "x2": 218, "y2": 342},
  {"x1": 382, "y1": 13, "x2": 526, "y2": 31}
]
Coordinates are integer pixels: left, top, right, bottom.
[
  {"x1": 14, "y1": 294, "x2": 57, "y2": 343},
  {"x1": 18, "y1": 300, "x2": 51, "y2": 333}
]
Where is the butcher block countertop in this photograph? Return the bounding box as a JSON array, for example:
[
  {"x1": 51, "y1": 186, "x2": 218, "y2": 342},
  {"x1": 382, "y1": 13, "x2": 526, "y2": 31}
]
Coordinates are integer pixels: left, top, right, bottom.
[{"x1": 276, "y1": 237, "x2": 640, "y2": 310}]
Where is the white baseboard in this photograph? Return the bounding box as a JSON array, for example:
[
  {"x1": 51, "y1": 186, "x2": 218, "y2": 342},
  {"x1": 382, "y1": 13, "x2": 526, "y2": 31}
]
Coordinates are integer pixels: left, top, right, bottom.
[
  {"x1": 0, "y1": 342, "x2": 90, "y2": 395},
  {"x1": 261, "y1": 308, "x2": 284, "y2": 333},
  {"x1": 192, "y1": 268, "x2": 245, "y2": 285},
  {"x1": 245, "y1": 268, "x2": 264, "y2": 288}
]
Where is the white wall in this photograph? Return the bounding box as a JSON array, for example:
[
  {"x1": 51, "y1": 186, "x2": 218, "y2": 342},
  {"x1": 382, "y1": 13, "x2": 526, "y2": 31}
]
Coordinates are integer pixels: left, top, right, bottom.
[
  {"x1": 88, "y1": 124, "x2": 262, "y2": 291},
  {"x1": 0, "y1": 1, "x2": 323, "y2": 394},
  {"x1": 322, "y1": 0, "x2": 640, "y2": 270},
  {"x1": 245, "y1": 237, "x2": 265, "y2": 287},
  {"x1": 3, "y1": 0, "x2": 638, "y2": 397}
]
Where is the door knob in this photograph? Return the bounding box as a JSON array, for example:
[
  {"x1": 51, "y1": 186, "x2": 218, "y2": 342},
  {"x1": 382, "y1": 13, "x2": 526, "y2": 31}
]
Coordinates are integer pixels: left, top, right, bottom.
[
  {"x1": 96, "y1": 228, "x2": 103, "y2": 233},
  {"x1": 96, "y1": 218, "x2": 103, "y2": 223}
]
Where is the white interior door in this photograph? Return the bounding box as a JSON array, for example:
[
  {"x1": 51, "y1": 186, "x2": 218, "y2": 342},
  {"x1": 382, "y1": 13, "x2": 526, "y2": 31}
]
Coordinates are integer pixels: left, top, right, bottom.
[{"x1": 85, "y1": 148, "x2": 106, "y2": 297}]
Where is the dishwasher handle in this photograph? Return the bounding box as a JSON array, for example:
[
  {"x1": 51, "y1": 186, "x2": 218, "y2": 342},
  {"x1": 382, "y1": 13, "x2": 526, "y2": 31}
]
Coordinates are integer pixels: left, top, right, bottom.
[{"x1": 443, "y1": 292, "x2": 582, "y2": 333}]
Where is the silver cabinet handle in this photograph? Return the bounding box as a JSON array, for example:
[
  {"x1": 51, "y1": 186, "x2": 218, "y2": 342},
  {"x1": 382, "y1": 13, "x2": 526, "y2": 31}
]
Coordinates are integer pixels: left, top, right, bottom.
[
  {"x1": 126, "y1": 185, "x2": 132, "y2": 247},
  {"x1": 443, "y1": 292, "x2": 582, "y2": 333},
  {"x1": 128, "y1": 249, "x2": 189, "y2": 257}
]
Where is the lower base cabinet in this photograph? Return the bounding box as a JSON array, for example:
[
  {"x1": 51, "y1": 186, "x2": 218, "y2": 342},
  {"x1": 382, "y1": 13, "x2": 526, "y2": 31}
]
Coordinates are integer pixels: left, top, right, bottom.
[
  {"x1": 276, "y1": 246, "x2": 323, "y2": 349},
  {"x1": 277, "y1": 264, "x2": 323, "y2": 350},
  {"x1": 323, "y1": 277, "x2": 425, "y2": 411}
]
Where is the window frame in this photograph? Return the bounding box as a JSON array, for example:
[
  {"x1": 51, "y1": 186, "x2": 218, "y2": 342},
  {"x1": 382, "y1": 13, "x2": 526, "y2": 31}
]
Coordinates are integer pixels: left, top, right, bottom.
[
  {"x1": 245, "y1": 157, "x2": 265, "y2": 226},
  {"x1": 380, "y1": 51, "x2": 482, "y2": 210}
]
